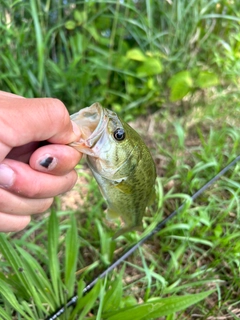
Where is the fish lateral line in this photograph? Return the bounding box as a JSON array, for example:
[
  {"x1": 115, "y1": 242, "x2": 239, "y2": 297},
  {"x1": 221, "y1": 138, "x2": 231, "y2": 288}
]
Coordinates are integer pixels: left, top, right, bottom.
[{"x1": 45, "y1": 155, "x2": 240, "y2": 320}]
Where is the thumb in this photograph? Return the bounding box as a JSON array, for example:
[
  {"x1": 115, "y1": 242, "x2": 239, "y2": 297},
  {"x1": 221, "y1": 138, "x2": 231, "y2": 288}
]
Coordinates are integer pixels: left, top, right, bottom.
[{"x1": 0, "y1": 97, "x2": 81, "y2": 156}]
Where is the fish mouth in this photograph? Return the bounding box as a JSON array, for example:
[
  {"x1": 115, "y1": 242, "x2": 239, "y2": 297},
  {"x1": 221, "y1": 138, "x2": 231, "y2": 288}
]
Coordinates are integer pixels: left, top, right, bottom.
[{"x1": 70, "y1": 102, "x2": 108, "y2": 148}]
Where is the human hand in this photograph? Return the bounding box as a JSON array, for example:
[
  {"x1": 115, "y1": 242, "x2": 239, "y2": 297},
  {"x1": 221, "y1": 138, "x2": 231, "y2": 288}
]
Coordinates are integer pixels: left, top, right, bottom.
[{"x1": 0, "y1": 91, "x2": 82, "y2": 232}]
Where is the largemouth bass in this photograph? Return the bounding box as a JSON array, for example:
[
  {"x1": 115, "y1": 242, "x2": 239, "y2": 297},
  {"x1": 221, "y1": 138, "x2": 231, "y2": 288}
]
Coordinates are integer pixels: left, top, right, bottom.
[{"x1": 70, "y1": 103, "x2": 156, "y2": 238}]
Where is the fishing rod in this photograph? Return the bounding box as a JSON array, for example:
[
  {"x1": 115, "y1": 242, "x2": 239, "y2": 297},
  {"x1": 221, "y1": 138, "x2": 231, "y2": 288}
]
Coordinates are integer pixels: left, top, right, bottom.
[{"x1": 46, "y1": 155, "x2": 240, "y2": 320}]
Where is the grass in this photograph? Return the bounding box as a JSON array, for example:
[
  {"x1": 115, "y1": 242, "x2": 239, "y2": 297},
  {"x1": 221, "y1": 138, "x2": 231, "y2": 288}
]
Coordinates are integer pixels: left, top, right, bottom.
[
  {"x1": 0, "y1": 94, "x2": 239, "y2": 319},
  {"x1": 1, "y1": 0, "x2": 240, "y2": 319},
  {"x1": 1, "y1": 0, "x2": 240, "y2": 112}
]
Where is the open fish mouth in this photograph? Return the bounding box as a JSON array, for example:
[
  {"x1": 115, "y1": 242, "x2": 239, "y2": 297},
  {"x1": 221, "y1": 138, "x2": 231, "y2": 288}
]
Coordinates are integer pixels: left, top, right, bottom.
[{"x1": 70, "y1": 103, "x2": 108, "y2": 148}]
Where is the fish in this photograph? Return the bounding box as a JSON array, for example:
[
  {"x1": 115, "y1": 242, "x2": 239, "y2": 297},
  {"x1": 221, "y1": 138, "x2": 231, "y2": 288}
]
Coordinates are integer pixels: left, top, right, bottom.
[{"x1": 70, "y1": 103, "x2": 156, "y2": 238}]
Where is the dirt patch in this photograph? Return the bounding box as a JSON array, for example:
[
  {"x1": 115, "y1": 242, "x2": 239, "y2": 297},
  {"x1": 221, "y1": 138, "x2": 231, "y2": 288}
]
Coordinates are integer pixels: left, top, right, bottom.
[{"x1": 60, "y1": 166, "x2": 91, "y2": 211}]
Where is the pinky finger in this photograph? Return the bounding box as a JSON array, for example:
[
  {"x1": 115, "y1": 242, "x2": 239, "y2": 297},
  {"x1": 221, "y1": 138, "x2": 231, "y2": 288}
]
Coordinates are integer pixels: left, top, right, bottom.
[{"x1": 0, "y1": 212, "x2": 31, "y2": 232}]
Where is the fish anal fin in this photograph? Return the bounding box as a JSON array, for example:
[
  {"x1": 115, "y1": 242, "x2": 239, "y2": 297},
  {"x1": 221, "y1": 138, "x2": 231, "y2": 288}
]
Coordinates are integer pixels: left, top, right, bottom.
[{"x1": 106, "y1": 208, "x2": 120, "y2": 220}]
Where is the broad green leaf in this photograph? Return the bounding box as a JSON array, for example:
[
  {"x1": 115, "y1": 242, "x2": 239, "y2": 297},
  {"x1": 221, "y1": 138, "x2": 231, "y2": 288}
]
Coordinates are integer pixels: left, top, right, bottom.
[
  {"x1": 137, "y1": 57, "x2": 163, "y2": 77},
  {"x1": 196, "y1": 71, "x2": 219, "y2": 88},
  {"x1": 74, "y1": 10, "x2": 87, "y2": 24},
  {"x1": 86, "y1": 25, "x2": 99, "y2": 41},
  {"x1": 96, "y1": 68, "x2": 108, "y2": 85},
  {"x1": 105, "y1": 290, "x2": 214, "y2": 320},
  {"x1": 126, "y1": 49, "x2": 146, "y2": 61},
  {"x1": 147, "y1": 291, "x2": 215, "y2": 318},
  {"x1": 167, "y1": 71, "x2": 193, "y2": 101},
  {"x1": 120, "y1": 295, "x2": 137, "y2": 309},
  {"x1": 105, "y1": 302, "x2": 153, "y2": 320},
  {"x1": 65, "y1": 20, "x2": 76, "y2": 30}
]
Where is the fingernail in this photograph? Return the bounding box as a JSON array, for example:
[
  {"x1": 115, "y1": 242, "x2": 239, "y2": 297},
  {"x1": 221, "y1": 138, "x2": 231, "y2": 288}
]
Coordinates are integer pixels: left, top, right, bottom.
[
  {"x1": 0, "y1": 164, "x2": 15, "y2": 188},
  {"x1": 39, "y1": 155, "x2": 58, "y2": 170},
  {"x1": 71, "y1": 120, "x2": 81, "y2": 138}
]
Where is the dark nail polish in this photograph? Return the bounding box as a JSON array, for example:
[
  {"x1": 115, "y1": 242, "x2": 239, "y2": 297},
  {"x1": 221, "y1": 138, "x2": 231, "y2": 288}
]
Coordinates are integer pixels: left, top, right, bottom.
[{"x1": 40, "y1": 156, "x2": 54, "y2": 168}]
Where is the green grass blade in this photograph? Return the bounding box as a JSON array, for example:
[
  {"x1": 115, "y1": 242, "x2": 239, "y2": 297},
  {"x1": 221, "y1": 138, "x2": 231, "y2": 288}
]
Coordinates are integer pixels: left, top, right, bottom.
[
  {"x1": 95, "y1": 219, "x2": 115, "y2": 265},
  {"x1": 70, "y1": 280, "x2": 102, "y2": 320},
  {"x1": 16, "y1": 246, "x2": 55, "y2": 308},
  {"x1": 29, "y1": 0, "x2": 44, "y2": 86},
  {"x1": 0, "y1": 305, "x2": 12, "y2": 320},
  {"x1": 0, "y1": 234, "x2": 50, "y2": 316},
  {"x1": 169, "y1": 235, "x2": 213, "y2": 247},
  {"x1": 0, "y1": 279, "x2": 31, "y2": 320},
  {"x1": 47, "y1": 207, "x2": 60, "y2": 303},
  {"x1": 64, "y1": 214, "x2": 79, "y2": 296},
  {"x1": 102, "y1": 269, "x2": 124, "y2": 312},
  {"x1": 0, "y1": 234, "x2": 33, "y2": 298}
]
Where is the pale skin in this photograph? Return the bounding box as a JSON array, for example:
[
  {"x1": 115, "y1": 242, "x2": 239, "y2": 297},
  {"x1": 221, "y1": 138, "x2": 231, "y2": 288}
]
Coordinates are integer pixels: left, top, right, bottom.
[{"x1": 0, "y1": 91, "x2": 82, "y2": 232}]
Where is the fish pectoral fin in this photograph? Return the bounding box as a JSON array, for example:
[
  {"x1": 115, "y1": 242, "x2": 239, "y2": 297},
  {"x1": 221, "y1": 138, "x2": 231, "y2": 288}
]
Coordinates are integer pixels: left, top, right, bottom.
[
  {"x1": 69, "y1": 142, "x2": 96, "y2": 157},
  {"x1": 106, "y1": 208, "x2": 120, "y2": 219},
  {"x1": 114, "y1": 179, "x2": 132, "y2": 194}
]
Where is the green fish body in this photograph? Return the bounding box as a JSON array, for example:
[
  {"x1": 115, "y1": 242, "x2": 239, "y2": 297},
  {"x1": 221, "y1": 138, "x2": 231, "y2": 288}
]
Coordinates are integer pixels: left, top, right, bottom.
[{"x1": 70, "y1": 103, "x2": 156, "y2": 238}]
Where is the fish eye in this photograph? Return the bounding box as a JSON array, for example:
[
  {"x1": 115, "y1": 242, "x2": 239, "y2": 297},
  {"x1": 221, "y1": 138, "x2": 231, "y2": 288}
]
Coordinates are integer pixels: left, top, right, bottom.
[{"x1": 113, "y1": 128, "x2": 125, "y2": 141}]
